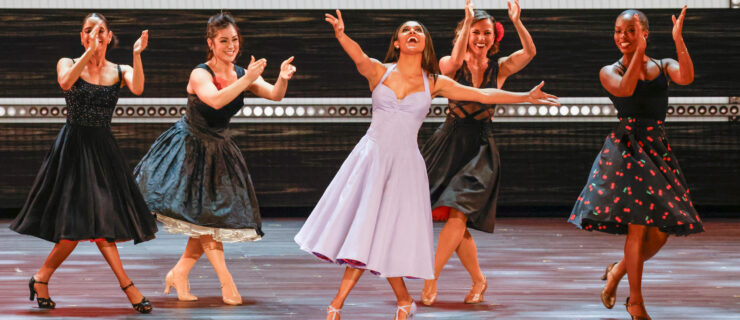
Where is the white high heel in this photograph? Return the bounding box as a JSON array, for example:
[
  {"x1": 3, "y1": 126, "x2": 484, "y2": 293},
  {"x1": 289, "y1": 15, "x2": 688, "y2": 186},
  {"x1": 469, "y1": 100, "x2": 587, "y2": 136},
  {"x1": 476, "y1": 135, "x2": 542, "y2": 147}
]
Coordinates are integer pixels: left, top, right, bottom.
[
  {"x1": 394, "y1": 301, "x2": 417, "y2": 320},
  {"x1": 327, "y1": 305, "x2": 341, "y2": 320}
]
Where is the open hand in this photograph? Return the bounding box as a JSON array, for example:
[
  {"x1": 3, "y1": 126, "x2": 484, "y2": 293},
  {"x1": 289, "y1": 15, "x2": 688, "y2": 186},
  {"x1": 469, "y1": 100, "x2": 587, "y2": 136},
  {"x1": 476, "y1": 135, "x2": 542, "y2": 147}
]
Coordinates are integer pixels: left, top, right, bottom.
[
  {"x1": 133, "y1": 30, "x2": 149, "y2": 55},
  {"x1": 279, "y1": 56, "x2": 297, "y2": 80},
  {"x1": 246, "y1": 55, "x2": 267, "y2": 83},
  {"x1": 508, "y1": 0, "x2": 521, "y2": 23},
  {"x1": 672, "y1": 5, "x2": 687, "y2": 42},
  {"x1": 325, "y1": 10, "x2": 345, "y2": 37},
  {"x1": 527, "y1": 81, "x2": 559, "y2": 106}
]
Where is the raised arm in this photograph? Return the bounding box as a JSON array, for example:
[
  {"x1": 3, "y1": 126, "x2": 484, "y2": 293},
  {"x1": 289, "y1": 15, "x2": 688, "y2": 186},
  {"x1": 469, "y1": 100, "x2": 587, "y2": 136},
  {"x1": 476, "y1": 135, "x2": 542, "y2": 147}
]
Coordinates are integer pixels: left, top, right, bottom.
[
  {"x1": 189, "y1": 56, "x2": 266, "y2": 110},
  {"x1": 665, "y1": 5, "x2": 694, "y2": 85},
  {"x1": 600, "y1": 14, "x2": 646, "y2": 97},
  {"x1": 433, "y1": 75, "x2": 558, "y2": 106},
  {"x1": 247, "y1": 56, "x2": 297, "y2": 101},
  {"x1": 497, "y1": 0, "x2": 537, "y2": 83},
  {"x1": 439, "y1": 0, "x2": 474, "y2": 76},
  {"x1": 325, "y1": 10, "x2": 385, "y2": 87},
  {"x1": 121, "y1": 30, "x2": 148, "y2": 95},
  {"x1": 57, "y1": 22, "x2": 102, "y2": 90}
]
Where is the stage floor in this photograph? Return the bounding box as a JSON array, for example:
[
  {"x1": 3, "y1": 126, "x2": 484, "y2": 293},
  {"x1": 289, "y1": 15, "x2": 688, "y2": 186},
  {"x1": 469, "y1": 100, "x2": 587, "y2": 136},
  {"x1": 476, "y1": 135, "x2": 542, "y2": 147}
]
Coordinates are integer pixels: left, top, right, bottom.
[{"x1": 1, "y1": 218, "x2": 738, "y2": 319}]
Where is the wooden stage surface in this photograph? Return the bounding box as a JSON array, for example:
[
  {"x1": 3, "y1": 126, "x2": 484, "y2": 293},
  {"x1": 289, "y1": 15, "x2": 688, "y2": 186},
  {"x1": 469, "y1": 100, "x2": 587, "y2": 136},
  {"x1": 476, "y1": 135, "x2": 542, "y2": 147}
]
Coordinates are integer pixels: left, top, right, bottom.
[{"x1": 1, "y1": 218, "x2": 738, "y2": 319}]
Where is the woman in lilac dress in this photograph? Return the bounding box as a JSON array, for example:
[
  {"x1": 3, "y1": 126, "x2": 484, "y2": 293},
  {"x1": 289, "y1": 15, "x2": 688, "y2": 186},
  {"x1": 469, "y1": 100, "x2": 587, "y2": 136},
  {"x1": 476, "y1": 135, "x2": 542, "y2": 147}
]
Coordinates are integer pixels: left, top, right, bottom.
[{"x1": 294, "y1": 10, "x2": 558, "y2": 320}]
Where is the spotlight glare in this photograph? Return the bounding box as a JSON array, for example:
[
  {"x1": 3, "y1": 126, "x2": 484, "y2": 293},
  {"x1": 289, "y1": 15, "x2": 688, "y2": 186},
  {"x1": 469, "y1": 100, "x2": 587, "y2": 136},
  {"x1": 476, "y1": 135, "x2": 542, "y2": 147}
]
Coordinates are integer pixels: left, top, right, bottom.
[
  {"x1": 285, "y1": 106, "x2": 295, "y2": 116},
  {"x1": 264, "y1": 106, "x2": 274, "y2": 116},
  {"x1": 8, "y1": 107, "x2": 16, "y2": 116},
  {"x1": 527, "y1": 106, "x2": 537, "y2": 116},
  {"x1": 253, "y1": 106, "x2": 263, "y2": 116},
  {"x1": 549, "y1": 106, "x2": 558, "y2": 116},
  {"x1": 537, "y1": 106, "x2": 547, "y2": 116},
  {"x1": 570, "y1": 106, "x2": 580, "y2": 116},
  {"x1": 559, "y1": 106, "x2": 569, "y2": 116},
  {"x1": 591, "y1": 106, "x2": 601, "y2": 115},
  {"x1": 297, "y1": 106, "x2": 306, "y2": 116},
  {"x1": 0, "y1": 107, "x2": 6, "y2": 117},
  {"x1": 242, "y1": 107, "x2": 252, "y2": 116},
  {"x1": 580, "y1": 106, "x2": 590, "y2": 115},
  {"x1": 307, "y1": 107, "x2": 316, "y2": 116}
]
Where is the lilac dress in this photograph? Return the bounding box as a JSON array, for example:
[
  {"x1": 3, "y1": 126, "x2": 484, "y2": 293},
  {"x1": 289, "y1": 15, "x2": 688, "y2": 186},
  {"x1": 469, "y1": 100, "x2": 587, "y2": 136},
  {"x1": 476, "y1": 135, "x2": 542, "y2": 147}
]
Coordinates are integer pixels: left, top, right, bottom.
[{"x1": 294, "y1": 64, "x2": 435, "y2": 279}]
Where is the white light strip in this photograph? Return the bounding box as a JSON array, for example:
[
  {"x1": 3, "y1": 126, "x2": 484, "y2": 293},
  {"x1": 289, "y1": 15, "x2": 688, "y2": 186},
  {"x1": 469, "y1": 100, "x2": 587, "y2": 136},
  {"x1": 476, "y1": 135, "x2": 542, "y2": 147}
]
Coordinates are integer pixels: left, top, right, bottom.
[
  {"x1": 0, "y1": 0, "x2": 728, "y2": 9},
  {"x1": 0, "y1": 97, "x2": 731, "y2": 106}
]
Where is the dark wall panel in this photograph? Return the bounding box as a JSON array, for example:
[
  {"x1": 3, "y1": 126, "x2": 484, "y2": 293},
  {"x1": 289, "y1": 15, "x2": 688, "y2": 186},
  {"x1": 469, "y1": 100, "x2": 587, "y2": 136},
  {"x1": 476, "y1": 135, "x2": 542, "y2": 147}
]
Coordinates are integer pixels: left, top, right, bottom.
[
  {"x1": 2, "y1": 121, "x2": 738, "y2": 210},
  {"x1": 1, "y1": 9, "x2": 739, "y2": 97}
]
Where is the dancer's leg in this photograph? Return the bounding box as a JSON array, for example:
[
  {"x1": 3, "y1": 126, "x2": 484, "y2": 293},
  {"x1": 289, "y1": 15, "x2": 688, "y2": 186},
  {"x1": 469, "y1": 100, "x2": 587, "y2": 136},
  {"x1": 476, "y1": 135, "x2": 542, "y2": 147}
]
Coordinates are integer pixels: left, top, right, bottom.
[
  {"x1": 422, "y1": 209, "x2": 467, "y2": 303},
  {"x1": 624, "y1": 224, "x2": 649, "y2": 317},
  {"x1": 327, "y1": 267, "x2": 364, "y2": 320},
  {"x1": 34, "y1": 240, "x2": 78, "y2": 298},
  {"x1": 96, "y1": 241, "x2": 143, "y2": 304},
  {"x1": 387, "y1": 277, "x2": 414, "y2": 320},
  {"x1": 165, "y1": 237, "x2": 202, "y2": 300},
  {"x1": 199, "y1": 235, "x2": 241, "y2": 305}
]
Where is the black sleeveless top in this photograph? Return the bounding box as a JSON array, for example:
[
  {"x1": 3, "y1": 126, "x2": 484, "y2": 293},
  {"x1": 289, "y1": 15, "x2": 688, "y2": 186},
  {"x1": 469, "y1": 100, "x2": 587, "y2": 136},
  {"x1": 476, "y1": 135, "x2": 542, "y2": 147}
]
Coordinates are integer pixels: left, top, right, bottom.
[
  {"x1": 64, "y1": 60, "x2": 122, "y2": 127},
  {"x1": 607, "y1": 58, "x2": 669, "y2": 122},
  {"x1": 448, "y1": 59, "x2": 498, "y2": 119},
  {"x1": 187, "y1": 63, "x2": 246, "y2": 128}
]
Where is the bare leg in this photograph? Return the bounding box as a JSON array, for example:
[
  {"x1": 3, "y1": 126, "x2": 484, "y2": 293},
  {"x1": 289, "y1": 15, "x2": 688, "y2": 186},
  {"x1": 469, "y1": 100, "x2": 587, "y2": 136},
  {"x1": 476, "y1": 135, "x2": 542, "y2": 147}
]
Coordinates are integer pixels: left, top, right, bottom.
[
  {"x1": 422, "y1": 209, "x2": 468, "y2": 304},
  {"x1": 604, "y1": 226, "x2": 669, "y2": 295},
  {"x1": 327, "y1": 267, "x2": 364, "y2": 320},
  {"x1": 387, "y1": 277, "x2": 414, "y2": 320},
  {"x1": 95, "y1": 241, "x2": 144, "y2": 304},
  {"x1": 165, "y1": 237, "x2": 202, "y2": 301},
  {"x1": 624, "y1": 224, "x2": 650, "y2": 317},
  {"x1": 456, "y1": 229, "x2": 488, "y2": 303},
  {"x1": 199, "y1": 235, "x2": 241, "y2": 305},
  {"x1": 34, "y1": 240, "x2": 78, "y2": 299}
]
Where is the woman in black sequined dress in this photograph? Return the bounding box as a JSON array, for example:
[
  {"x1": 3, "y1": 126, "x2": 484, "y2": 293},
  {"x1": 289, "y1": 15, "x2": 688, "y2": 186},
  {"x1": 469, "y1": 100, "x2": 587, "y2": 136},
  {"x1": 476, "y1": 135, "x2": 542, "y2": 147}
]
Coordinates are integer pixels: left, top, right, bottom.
[
  {"x1": 10, "y1": 13, "x2": 156, "y2": 313},
  {"x1": 568, "y1": 7, "x2": 702, "y2": 320}
]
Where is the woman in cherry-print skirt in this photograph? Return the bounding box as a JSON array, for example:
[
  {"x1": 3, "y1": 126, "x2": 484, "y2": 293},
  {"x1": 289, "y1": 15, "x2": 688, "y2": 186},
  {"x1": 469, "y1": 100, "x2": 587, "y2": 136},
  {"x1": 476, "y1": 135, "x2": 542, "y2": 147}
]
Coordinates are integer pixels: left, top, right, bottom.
[{"x1": 568, "y1": 6, "x2": 703, "y2": 320}]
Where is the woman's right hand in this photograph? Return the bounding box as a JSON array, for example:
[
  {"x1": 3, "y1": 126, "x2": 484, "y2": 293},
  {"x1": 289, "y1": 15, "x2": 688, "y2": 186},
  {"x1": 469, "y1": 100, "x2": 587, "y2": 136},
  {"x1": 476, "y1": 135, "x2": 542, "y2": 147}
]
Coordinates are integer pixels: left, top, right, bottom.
[
  {"x1": 245, "y1": 55, "x2": 267, "y2": 83},
  {"x1": 325, "y1": 9, "x2": 345, "y2": 38},
  {"x1": 87, "y1": 22, "x2": 103, "y2": 52},
  {"x1": 464, "y1": 0, "x2": 475, "y2": 25},
  {"x1": 527, "y1": 81, "x2": 560, "y2": 106},
  {"x1": 633, "y1": 14, "x2": 647, "y2": 54}
]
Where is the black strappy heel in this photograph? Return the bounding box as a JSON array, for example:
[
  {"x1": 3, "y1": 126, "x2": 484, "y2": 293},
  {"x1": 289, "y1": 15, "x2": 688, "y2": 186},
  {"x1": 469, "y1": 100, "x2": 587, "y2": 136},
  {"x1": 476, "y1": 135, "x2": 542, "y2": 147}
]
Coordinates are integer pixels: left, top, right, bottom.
[
  {"x1": 121, "y1": 282, "x2": 153, "y2": 314},
  {"x1": 28, "y1": 276, "x2": 56, "y2": 309}
]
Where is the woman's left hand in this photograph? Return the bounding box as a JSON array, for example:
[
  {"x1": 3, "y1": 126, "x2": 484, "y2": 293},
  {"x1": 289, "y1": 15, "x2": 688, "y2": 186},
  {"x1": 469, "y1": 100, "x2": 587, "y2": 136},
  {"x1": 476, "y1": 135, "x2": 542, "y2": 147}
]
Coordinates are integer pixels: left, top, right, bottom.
[
  {"x1": 133, "y1": 30, "x2": 149, "y2": 55},
  {"x1": 672, "y1": 5, "x2": 687, "y2": 42},
  {"x1": 279, "y1": 56, "x2": 297, "y2": 80},
  {"x1": 508, "y1": 0, "x2": 521, "y2": 23}
]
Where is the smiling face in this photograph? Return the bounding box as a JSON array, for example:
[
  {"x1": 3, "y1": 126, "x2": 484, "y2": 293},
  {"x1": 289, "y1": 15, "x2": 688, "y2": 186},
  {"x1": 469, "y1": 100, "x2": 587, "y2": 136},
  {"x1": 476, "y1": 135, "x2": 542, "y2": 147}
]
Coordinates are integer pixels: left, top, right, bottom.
[
  {"x1": 207, "y1": 25, "x2": 239, "y2": 63},
  {"x1": 467, "y1": 18, "x2": 495, "y2": 57},
  {"x1": 394, "y1": 21, "x2": 427, "y2": 54},
  {"x1": 614, "y1": 13, "x2": 649, "y2": 54},
  {"x1": 80, "y1": 16, "x2": 112, "y2": 51}
]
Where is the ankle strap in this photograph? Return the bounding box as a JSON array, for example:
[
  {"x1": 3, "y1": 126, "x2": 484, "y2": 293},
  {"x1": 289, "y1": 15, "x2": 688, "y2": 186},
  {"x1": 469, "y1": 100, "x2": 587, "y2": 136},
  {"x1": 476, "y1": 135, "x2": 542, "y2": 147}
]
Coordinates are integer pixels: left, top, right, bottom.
[
  {"x1": 32, "y1": 277, "x2": 49, "y2": 285},
  {"x1": 121, "y1": 282, "x2": 135, "y2": 291},
  {"x1": 396, "y1": 304, "x2": 412, "y2": 315}
]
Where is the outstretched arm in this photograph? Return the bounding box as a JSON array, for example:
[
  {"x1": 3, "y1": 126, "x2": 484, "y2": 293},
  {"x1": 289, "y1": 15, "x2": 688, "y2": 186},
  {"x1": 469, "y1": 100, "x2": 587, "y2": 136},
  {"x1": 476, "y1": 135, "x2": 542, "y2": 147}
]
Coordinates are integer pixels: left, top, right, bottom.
[
  {"x1": 57, "y1": 22, "x2": 103, "y2": 90},
  {"x1": 439, "y1": 0, "x2": 474, "y2": 76},
  {"x1": 122, "y1": 30, "x2": 148, "y2": 95},
  {"x1": 248, "y1": 56, "x2": 297, "y2": 101},
  {"x1": 665, "y1": 5, "x2": 694, "y2": 85},
  {"x1": 600, "y1": 13, "x2": 646, "y2": 97},
  {"x1": 433, "y1": 75, "x2": 559, "y2": 106},
  {"x1": 497, "y1": 0, "x2": 536, "y2": 84},
  {"x1": 325, "y1": 9, "x2": 385, "y2": 88},
  {"x1": 189, "y1": 56, "x2": 267, "y2": 110}
]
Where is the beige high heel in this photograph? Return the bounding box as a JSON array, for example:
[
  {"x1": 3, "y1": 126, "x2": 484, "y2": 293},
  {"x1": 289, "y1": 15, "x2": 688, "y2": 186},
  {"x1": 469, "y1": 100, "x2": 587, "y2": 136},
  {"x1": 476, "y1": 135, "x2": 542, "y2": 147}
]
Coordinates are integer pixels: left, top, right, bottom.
[
  {"x1": 164, "y1": 270, "x2": 198, "y2": 301},
  {"x1": 464, "y1": 278, "x2": 487, "y2": 304},
  {"x1": 625, "y1": 297, "x2": 652, "y2": 320},
  {"x1": 600, "y1": 262, "x2": 618, "y2": 309},
  {"x1": 421, "y1": 279, "x2": 437, "y2": 306},
  {"x1": 220, "y1": 280, "x2": 242, "y2": 305}
]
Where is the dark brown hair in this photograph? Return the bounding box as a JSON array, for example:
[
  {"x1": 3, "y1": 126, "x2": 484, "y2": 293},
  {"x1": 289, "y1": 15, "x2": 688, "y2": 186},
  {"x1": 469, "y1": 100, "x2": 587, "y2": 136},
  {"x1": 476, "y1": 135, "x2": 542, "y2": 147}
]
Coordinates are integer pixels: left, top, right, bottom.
[
  {"x1": 619, "y1": 9, "x2": 649, "y2": 31},
  {"x1": 83, "y1": 13, "x2": 118, "y2": 48},
  {"x1": 452, "y1": 10, "x2": 499, "y2": 56},
  {"x1": 383, "y1": 21, "x2": 439, "y2": 82},
  {"x1": 206, "y1": 12, "x2": 243, "y2": 60}
]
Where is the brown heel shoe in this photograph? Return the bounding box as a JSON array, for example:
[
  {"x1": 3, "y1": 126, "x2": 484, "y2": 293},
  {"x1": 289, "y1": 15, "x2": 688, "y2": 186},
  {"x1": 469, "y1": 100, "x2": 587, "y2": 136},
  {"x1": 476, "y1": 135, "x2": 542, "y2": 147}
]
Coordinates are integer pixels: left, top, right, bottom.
[
  {"x1": 624, "y1": 297, "x2": 651, "y2": 320},
  {"x1": 421, "y1": 279, "x2": 437, "y2": 306},
  {"x1": 464, "y1": 278, "x2": 487, "y2": 304},
  {"x1": 600, "y1": 262, "x2": 618, "y2": 309}
]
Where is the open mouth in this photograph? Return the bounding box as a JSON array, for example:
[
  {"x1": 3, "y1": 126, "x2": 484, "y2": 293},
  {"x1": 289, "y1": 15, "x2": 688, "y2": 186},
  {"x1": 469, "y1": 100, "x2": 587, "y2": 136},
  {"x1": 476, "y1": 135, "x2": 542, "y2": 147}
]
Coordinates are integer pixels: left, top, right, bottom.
[
  {"x1": 475, "y1": 43, "x2": 487, "y2": 48},
  {"x1": 408, "y1": 36, "x2": 419, "y2": 44},
  {"x1": 619, "y1": 42, "x2": 631, "y2": 48}
]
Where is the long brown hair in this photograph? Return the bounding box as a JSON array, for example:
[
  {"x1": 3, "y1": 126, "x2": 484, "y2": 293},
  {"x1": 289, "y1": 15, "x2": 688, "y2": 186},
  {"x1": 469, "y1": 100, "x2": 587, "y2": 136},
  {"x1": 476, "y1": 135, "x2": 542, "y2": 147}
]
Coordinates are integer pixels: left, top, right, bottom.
[
  {"x1": 82, "y1": 13, "x2": 118, "y2": 48},
  {"x1": 383, "y1": 21, "x2": 439, "y2": 82},
  {"x1": 205, "y1": 12, "x2": 244, "y2": 60},
  {"x1": 452, "y1": 10, "x2": 499, "y2": 56}
]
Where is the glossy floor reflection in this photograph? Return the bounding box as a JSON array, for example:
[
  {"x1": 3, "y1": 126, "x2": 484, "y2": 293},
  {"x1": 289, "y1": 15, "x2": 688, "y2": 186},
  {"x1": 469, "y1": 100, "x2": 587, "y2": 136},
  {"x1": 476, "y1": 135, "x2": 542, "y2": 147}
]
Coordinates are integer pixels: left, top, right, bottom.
[{"x1": 1, "y1": 218, "x2": 738, "y2": 319}]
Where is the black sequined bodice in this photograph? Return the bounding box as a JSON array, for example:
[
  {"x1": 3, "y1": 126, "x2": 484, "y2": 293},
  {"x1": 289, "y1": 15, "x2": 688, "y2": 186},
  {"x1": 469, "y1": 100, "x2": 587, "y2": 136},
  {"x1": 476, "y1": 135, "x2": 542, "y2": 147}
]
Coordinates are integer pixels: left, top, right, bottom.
[{"x1": 63, "y1": 66, "x2": 122, "y2": 127}]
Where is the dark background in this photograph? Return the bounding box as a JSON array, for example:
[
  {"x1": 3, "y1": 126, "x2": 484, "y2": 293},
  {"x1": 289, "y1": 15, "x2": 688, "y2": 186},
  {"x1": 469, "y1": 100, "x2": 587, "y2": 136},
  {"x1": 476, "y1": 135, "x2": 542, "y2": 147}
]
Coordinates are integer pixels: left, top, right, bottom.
[{"x1": 1, "y1": 9, "x2": 738, "y2": 217}]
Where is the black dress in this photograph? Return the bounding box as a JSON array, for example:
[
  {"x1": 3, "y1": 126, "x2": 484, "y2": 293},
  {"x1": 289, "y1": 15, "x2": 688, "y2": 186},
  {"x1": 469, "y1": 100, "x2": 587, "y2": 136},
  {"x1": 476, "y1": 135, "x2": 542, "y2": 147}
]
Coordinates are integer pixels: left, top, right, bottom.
[
  {"x1": 10, "y1": 64, "x2": 158, "y2": 244},
  {"x1": 421, "y1": 60, "x2": 500, "y2": 233},
  {"x1": 134, "y1": 63, "x2": 263, "y2": 242},
  {"x1": 569, "y1": 59, "x2": 703, "y2": 236}
]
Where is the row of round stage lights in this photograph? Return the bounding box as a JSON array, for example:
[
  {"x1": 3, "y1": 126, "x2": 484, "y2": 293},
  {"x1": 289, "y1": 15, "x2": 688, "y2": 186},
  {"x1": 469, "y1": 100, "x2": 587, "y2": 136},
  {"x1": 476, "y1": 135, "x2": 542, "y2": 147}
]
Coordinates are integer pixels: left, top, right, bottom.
[{"x1": 0, "y1": 105, "x2": 739, "y2": 117}]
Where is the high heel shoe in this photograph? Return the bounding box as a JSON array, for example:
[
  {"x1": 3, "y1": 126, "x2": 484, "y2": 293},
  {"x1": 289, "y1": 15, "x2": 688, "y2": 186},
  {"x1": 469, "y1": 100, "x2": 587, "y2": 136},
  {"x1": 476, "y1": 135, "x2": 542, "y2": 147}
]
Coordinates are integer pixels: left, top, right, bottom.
[
  {"x1": 394, "y1": 301, "x2": 416, "y2": 320},
  {"x1": 600, "y1": 262, "x2": 618, "y2": 309},
  {"x1": 121, "y1": 282, "x2": 153, "y2": 314},
  {"x1": 464, "y1": 278, "x2": 487, "y2": 304},
  {"x1": 421, "y1": 279, "x2": 437, "y2": 306},
  {"x1": 624, "y1": 297, "x2": 652, "y2": 320},
  {"x1": 327, "y1": 305, "x2": 341, "y2": 320},
  {"x1": 220, "y1": 280, "x2": 242, "y2": 305},
  {"x1": 164, "y1": 270, "x2": 198, "y2": 301},
  {"x1": 28, "y1": 276, "x2": 55, "y2": 309}
]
